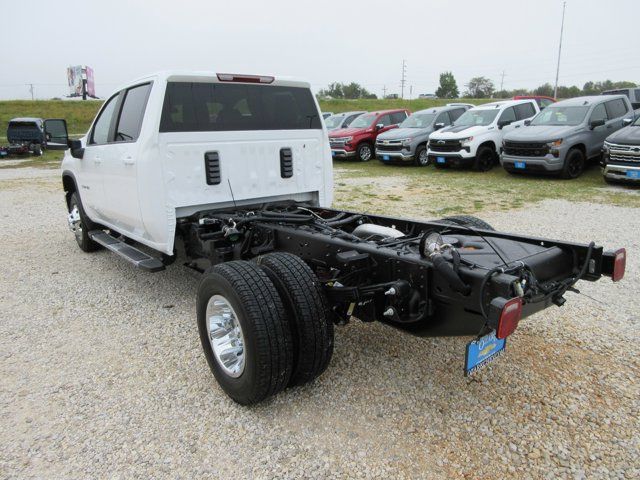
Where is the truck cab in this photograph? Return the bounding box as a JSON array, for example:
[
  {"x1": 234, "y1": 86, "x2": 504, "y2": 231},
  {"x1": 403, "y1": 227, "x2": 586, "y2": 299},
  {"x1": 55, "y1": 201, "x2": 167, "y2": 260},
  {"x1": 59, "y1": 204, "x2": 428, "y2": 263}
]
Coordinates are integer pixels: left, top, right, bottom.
[{"x1": 427, "y1": 100, "x2": 539, "y2": 171}]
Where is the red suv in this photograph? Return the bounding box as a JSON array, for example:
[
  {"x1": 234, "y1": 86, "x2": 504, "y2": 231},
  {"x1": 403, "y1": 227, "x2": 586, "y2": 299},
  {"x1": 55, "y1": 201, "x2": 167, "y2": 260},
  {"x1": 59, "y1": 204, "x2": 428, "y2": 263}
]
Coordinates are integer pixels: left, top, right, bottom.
[
  {"x1": 513, "y1": 95, "x2": 556, "y2": 110},
  {"x1": 329, "y1": 109, "x2": 410, "y2": 161}
]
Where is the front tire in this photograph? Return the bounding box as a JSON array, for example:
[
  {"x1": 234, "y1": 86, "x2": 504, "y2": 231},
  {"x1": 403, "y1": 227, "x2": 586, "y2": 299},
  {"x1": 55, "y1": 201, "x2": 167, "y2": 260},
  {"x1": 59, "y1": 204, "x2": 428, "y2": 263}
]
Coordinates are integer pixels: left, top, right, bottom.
[
  {"x1": 197, "y1": 261, "x2": 293, "y2": 405},
  {"x1": 561, "y1": 148, "x2": 585, "y2": 179},
  {"x1": 473, "y1": 146, "x2": 496, "y2": 172},
  {"x1": 414, "y1": 145, "x2": 430, "y2": 166},
  {"x1": 439, "y1": 215, "x2": 495, "y2": 231},
  {"x1": 357, "y1": 142, "x2": 373, "y2": 162},
  {"x1": 257, "y1": 252, "x2": 334, "y2": 387},
  {"x1": 68, "y1": 192, "x2": 99, "y2": 252}
]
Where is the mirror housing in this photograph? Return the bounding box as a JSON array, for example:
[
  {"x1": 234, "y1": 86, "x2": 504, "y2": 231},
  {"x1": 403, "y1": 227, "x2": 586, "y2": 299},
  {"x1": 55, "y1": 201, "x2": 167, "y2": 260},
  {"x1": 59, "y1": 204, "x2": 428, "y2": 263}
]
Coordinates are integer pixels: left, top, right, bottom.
[
  {"x1": 375, "y1": 123, "x2": 384, "y2": 131},
  {"x1": 590, "y1": 119, "x2": 606, "y2": 130},
  {"x1": 524, "y1": 119, "x2": 531, "y2": 126},
  {"x1": 623, "y1": 118, "x2": 633, "y2": 126},
  {"x1": 497, "y1": 119, "x2": 513, "y2": 129},
  {"x1": 434, "y1": 122, "x2": 445, "y2": 130},
  {"x1": 43, "y1": 118, "x2": 69, "y2": 150},
  {"x1": 68, "y1": 139, "x2": 84, "y2": 159}
]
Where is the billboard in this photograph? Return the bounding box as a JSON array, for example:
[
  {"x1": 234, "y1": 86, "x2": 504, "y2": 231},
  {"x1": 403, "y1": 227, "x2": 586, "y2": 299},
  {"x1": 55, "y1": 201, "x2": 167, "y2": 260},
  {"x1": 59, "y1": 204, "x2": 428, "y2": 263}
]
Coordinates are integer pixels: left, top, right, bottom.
[{"x1": 66, "y1": 65, "x2": 96, "y2": 99}]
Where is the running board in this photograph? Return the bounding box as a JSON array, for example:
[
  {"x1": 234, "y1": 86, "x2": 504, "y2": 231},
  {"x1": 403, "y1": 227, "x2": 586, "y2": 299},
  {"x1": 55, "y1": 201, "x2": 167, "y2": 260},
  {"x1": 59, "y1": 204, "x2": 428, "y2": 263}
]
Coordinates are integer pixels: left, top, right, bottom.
[{"x1": 89, "y1": 231, "x2": 165, "y2": 272}]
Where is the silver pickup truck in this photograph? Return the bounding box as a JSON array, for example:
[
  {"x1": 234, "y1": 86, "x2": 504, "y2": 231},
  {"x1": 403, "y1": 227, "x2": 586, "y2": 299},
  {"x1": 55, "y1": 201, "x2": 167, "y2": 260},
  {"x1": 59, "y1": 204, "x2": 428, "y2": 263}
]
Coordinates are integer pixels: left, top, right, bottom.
[{"x1": 501, "y1": 95, "x2": 634, "y2": 179}]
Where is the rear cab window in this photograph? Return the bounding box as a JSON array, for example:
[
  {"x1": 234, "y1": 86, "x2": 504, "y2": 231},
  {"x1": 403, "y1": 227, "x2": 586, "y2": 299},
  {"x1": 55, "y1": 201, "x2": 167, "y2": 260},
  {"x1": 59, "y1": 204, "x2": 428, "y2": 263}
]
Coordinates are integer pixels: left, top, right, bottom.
[
  {"x1": 604, "y1": 98, "x2": 628, "y2": 119},
  {"x1": 515, "y1": 102, "x2": 536, "y2": 120},
  {"x1": 160, "y1": 82, "x2": 321, "y2": 132}
]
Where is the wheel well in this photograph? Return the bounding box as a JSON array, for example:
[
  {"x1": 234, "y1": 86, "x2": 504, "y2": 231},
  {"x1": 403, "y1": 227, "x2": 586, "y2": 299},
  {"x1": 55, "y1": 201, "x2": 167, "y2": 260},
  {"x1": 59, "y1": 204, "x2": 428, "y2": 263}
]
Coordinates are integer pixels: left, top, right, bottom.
[
  {"x1": 478, "y1": 140, "x2": 497, "y2": 153},
  {"x1": 569, "y1": 143, "x2": 586, "y2": 157},
  {"x1": 62, "y1": 174, "x2": 76, "y2": 209}
]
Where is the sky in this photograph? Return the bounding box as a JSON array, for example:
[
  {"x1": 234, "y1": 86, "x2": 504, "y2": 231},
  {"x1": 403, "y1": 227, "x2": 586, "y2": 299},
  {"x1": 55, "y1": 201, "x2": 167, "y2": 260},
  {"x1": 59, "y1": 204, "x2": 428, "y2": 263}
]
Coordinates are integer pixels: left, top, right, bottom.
[{"x1": 0, "y1": 0, "x2": 638, "y2": 100}]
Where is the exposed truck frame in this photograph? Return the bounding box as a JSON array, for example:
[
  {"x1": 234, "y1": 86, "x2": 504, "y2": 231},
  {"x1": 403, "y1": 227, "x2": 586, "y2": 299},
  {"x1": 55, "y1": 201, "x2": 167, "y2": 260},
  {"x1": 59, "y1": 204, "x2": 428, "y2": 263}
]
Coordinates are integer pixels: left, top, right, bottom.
[{"x1": 58, "y1": 71, "x2": 626, "y2": 405}]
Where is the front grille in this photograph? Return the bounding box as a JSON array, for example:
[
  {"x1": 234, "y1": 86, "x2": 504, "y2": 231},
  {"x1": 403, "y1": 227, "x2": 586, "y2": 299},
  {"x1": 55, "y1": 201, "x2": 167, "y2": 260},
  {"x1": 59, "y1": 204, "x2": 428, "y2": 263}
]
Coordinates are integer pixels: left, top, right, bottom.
[
  {"x1": 376, "y1": 141, "x2": 403, "y2": 152},
  {"x1": 503, "y1": 141, "x2": 549, "y2": 157},
  {"x1": 330, "y1": 137, "x2": 349, "y2": 148},
  {"x1": 429, "y1": 139, "x2": 461, "y2": 152},
  {"x1": 608, "y1": 143, "x2": 640, "y2": 164}
]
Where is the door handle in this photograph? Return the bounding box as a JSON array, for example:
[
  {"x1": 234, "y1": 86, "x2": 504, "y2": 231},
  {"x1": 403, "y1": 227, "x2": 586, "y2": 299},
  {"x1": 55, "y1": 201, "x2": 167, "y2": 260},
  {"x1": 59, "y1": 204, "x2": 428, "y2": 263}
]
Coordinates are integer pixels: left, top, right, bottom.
[
  {"x1": 123, "y1": 156, "x2": 135, "y2": 165},
  {"x1": 93, "y1": 157, "x2": 102, "y2": 165}
]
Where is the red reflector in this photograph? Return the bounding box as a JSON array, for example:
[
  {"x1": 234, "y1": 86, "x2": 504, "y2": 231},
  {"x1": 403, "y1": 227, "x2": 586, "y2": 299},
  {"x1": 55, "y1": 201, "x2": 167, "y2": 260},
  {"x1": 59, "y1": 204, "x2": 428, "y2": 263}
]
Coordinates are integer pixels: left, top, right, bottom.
[
  {"x1": 496, "y1": 297, "x2": 523, "y2": 339},
  {"x1": 216, "y1": 73, "x2": 274, "y2": 84},
  {"x1": 612, "y1": 248, "x2": 626, "y2": 282}
]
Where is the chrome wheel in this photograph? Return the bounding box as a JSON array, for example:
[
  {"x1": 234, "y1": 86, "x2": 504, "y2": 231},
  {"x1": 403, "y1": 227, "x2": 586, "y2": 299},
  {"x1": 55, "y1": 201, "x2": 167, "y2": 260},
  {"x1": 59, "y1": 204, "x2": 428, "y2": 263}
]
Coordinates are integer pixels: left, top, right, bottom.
[
  {"x1": 418, "y1": 149, "x2": 429, "y2": 165},
  {"x1": 68, "y1": 204, "x2": 82, "y2": 242},
  {"x1": 359, "y1": 144, "x2": 372, "y2": 161},
  {"x1": 206, "y1": 295, "x2": 245, "y2": 378}
]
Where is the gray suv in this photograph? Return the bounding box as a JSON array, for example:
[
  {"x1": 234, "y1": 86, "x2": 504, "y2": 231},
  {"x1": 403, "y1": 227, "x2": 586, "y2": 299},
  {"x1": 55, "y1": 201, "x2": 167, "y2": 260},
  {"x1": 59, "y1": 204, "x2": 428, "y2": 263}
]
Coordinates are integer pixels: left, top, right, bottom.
[
  {"x1": 375, "y1": 105, "x2": 470, "y2": 166},
  {"x1": 501, "y1": 95, "x2": 634, "y2": 179}
]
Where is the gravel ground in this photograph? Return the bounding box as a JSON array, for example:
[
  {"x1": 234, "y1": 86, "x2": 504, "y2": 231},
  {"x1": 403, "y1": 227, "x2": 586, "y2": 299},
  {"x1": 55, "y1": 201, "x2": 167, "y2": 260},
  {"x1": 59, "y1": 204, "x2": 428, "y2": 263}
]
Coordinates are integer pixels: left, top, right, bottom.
[{"x1": 0, "y1": 168, "x2": 638, "y2": 479}]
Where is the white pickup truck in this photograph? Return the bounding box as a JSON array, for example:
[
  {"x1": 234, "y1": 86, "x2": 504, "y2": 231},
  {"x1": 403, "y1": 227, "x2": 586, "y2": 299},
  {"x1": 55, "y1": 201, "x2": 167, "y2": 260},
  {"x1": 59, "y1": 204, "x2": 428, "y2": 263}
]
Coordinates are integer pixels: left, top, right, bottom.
[{"x1": 58, "y1": 71, "x2": 625, "y2": 404}]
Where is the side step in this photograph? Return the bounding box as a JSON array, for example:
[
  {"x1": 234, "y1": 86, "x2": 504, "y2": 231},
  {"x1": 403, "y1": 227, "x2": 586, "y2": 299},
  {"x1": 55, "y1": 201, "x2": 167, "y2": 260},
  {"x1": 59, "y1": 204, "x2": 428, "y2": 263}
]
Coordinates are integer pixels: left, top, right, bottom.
[{"x1": 89, "y1": 230, "x2": 165, "y2": 272}]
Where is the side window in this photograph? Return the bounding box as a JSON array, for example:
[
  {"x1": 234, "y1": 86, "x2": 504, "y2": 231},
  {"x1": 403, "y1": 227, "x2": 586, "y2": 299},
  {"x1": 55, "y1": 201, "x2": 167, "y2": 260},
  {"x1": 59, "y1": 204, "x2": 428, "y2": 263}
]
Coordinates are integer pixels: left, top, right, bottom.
[
  {"x1": 390, "y1": 111, "x2": 407, "y2": 124},
  {"x1": 378, "y1": 114, "x2": 392, "y2": 126},
  {"x1": 115, "y1": 83, "x2": 152, "y2": 142},
  {"x1": 449, "y1": 108, "x2": 465, "y2": 121},
  {"x1": 344, "y1": 114, "x2": 359, "y2": 127},
  {"x1": 540, "y1": 98, "x2": 554, "y2": 109},
  {"x1": 499, "y1": 107, "x2": 516, "y2": 123},
  {"x1": 590, "y1": 103, "x2": 608, "y2": 123},
  {"x1": 604, "y1": 99, "x2": 628, "y2": 119},
  {"x1": 435, "y1": 112, "x2": 451, "y2": 126},
  {"x1": 515, "y1": 102, "x2": 536, "y2": 120},
  {"x1": 90, "y1": 94, "x2": 119, "y2": 145}
]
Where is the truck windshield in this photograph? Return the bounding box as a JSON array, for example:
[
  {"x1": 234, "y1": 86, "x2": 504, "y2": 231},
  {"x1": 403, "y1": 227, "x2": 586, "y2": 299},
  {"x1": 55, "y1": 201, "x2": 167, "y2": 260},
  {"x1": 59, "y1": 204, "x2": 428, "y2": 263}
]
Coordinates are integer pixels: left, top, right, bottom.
[
  {"x1": 453, "y1": 110, "x2": 499, "y2": 126},
  {"x1": 633, "y1": 116, "x2": 640, "y2": 126},
  {"x1": 349, "y1": 113, "x2": 376, "y2": 128},
  {"x1": 400, "y1": 113, "x2": 436, "y2": 128},
  {"x1": 324, "y1": 115, "x2": 344, "y2": 128},
  {"x1": 160, "y1": 82, "x2": 321, "y2": 132},
  {"x1": 530, "y1": 106, "x2": 589, "y2": 126}
]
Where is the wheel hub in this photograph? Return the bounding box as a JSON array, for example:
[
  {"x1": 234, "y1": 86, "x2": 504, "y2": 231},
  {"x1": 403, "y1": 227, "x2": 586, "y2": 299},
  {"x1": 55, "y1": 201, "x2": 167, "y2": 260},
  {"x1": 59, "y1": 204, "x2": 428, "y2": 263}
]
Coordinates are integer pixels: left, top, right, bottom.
[
  {"x1": 68, "y1": 205, "x2": 82, "y2": 240},
  {"x1": 206, "y1": 295, "x2": 245, "y2": 377}
]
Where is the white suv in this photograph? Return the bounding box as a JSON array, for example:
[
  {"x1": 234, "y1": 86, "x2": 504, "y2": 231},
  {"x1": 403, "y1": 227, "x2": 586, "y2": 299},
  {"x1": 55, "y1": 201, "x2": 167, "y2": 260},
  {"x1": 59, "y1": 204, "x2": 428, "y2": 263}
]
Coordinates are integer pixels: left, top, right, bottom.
[{"x1": 427, "y1": 100, "x2": 539, "y2": 171}]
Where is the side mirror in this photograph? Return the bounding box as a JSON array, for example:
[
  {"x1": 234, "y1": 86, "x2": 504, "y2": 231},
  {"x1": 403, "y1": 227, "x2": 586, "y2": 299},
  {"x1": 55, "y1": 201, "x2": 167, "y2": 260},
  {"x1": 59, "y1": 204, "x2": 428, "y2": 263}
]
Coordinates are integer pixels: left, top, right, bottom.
[
  {"x1": 589, "y1": 119, "x2": 606, "y2": 130},
  {"x1": 68, "y1": 139, "x2": 84, "y2": 159},
  {"x1": 497, "y1": 119, "x2": 513, "y2": 129},
  {"x1": 43, "y1": 118, "x2": 69, "y2": 150},
  {"x1": 375, "y1": 123, "x2": 384, "y2": 131},
  {"x1": 623, "y1": 118, "x2": 633, "y2": 126},
  {"x1": 524, "y1": 119, "x2": 531, "y2": 126},
  {"x1": 434, "y1": 122, "x2": 445, "y2": 130}
]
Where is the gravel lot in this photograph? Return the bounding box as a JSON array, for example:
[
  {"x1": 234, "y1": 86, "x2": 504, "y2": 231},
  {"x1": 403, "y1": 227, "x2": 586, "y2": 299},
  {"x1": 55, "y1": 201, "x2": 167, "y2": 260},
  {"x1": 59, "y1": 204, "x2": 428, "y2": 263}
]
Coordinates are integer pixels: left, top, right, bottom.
[{"x1": 1, "y1": 167, "x2": 638, "y2": 479}]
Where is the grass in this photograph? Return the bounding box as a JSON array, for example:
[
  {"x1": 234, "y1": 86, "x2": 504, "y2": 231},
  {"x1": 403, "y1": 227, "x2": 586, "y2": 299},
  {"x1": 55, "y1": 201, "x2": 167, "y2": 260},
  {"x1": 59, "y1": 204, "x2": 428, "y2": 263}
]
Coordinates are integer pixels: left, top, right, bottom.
[{"x1": 332, "y1": 160, "x2": 640, "y2": 218}]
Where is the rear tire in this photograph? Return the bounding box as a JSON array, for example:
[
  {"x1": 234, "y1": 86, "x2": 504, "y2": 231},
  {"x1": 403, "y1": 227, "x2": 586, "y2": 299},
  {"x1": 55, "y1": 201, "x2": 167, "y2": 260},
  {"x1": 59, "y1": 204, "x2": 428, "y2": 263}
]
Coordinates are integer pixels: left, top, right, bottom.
[
  {"x1": 414, "y1": 145, "x2": 430, "y2": 166},
  {"x1": 473, "y1": 146, "x2": 496, "y2": 172},
  {"x1": 561, "y1": 148, "x2": 585, "y2": 179},
  {"x1": 197, "y1": 261, "x2": 293, "y2": 405},
  {"x1": 439, "y1": 215, "x2": 495, "y2": 231},
  {"x1": 68, "y1": 192, "x2": 100, "y2": 252},
  {"x1": 357, "y1": 142, "x2": 373, "y2": 162},
  {"x1": 257, "y1": 252, "x2": 334, "y2": 387}
]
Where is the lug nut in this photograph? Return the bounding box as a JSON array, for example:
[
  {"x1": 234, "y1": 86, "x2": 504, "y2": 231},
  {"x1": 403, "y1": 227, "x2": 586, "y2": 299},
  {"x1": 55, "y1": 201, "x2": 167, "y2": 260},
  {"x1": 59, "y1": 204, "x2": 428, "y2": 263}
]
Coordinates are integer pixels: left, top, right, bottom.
[
  {"x1": 383, "y1": 307, "x2": 395, "y2": 317},
  {"x1": 384, "y1": 287, "x2": 397, "y2": 296}
]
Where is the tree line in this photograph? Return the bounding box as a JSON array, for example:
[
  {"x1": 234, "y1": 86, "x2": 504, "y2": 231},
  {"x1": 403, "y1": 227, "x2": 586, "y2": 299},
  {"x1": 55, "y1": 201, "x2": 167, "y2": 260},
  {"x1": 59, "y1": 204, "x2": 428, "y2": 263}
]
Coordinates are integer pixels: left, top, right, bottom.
[{"x1": 317, "y1": 74, "x2": 637, "y2": 100}]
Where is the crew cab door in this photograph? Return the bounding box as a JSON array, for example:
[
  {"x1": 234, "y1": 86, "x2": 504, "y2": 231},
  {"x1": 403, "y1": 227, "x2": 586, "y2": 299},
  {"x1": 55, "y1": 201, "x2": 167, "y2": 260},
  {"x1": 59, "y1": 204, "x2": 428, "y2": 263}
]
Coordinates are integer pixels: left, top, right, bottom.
[
  {"x1": 588, "y1": 103, "x2": 611, "y2": 157},
  {"x1": 99, "y1": 82, "x2": 152, "y2": 234}
]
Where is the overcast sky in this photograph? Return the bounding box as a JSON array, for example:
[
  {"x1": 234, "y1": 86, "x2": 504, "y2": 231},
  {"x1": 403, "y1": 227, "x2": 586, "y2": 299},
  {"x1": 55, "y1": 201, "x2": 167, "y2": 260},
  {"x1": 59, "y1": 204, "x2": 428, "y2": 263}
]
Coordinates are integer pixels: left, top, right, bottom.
[{"x1": 0, "y1": 0, "x2": 638, "y2": 100}]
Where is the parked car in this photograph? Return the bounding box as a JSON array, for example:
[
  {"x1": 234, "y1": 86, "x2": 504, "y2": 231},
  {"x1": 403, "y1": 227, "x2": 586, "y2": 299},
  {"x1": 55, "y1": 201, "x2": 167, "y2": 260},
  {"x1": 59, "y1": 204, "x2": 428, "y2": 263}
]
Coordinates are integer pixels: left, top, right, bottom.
[
  {"x1": 602, "y1": 115, "x2": 640, "y2": 184},
  {"x1": 375, "y1": 105, "x2": 471, "y2": 166},
  {"x1": 323, "y1": 111, "x2": 366, "y2": 132},
  {"x1": 427, "y1": 100, "x2": 539, "y2": 171},
  {"x1": 329, "y1": 109, "x2": 410, "y2": 161},
  {"x1": 447, "y1": 102, "x2": 476, "y2": 109},
  {"x1": 501, "y1": 95, "x2": 634, "y2": 179},
  {"x1": 419, "y1": 93, "x2": 438, "y2": 99},
  {"x1": 322, "y1": 112, "x2": 333, "y2": 119},
  {"x1": 513, "y1": 95, "x2": 556, "y2": 110},
  {"x1": 601, "y1": 88, "x2": 640, "y2": 110},
  {"x1": 4, "y1": 117, "x2": 68, "y2": 156}
]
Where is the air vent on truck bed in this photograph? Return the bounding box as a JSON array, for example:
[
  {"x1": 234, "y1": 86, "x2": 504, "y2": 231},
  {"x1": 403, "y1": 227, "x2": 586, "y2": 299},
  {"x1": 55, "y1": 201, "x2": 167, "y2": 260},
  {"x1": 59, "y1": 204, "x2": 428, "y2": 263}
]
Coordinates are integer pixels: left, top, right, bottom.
[
  {"x1": 204, "y1": 152, "x2": 221, "y2": 185},
  {"x1": 280, "y1": 148, "x2": 293, "y2": 178}
]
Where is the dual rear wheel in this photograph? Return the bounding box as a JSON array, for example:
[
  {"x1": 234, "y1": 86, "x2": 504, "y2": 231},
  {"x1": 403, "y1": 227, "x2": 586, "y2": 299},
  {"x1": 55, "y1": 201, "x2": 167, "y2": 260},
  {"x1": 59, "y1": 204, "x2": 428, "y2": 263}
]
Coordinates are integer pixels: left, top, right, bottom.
[{"x1": 196, "y1": 253, "x2": 334, "y2": 405}]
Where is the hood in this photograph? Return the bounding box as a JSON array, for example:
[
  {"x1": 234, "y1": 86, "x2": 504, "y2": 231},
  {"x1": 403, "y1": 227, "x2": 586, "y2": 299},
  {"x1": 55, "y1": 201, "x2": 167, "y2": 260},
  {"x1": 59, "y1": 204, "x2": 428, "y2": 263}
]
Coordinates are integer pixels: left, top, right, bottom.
[
  {"x1": 329, "y1": 127, "x2": 367, "y2": 137},
  {"x1": 377, "y1": 127, "x2": 432, "y2": 140},
  {"x1": 431, "y1": 125, "x2": 487, "y2": 139},
  {"x1": 606, "y1": 125, "x2": 640, "y2": 145},
  {"x1": 503, "y1": 125, "x2": 582, "y2": 142}
]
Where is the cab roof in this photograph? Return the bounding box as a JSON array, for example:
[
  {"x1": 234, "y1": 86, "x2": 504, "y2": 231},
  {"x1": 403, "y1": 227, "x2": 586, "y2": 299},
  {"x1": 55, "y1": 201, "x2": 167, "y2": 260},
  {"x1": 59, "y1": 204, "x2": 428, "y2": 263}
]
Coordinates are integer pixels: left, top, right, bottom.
[
  {"x1": 471, "y1": 99, "x2": 535, "y2": 110},
  {"x1": 554, "y1": 95, "x2": 627, "y2": 107}
]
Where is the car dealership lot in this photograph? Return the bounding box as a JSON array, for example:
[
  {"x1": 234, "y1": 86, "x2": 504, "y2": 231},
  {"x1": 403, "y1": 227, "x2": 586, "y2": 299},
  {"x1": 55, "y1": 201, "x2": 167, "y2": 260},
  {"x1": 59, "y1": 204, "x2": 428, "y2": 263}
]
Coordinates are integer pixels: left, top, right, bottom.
[{"x1": 0, "y1": 164, "x2": 638, "y2": 479}]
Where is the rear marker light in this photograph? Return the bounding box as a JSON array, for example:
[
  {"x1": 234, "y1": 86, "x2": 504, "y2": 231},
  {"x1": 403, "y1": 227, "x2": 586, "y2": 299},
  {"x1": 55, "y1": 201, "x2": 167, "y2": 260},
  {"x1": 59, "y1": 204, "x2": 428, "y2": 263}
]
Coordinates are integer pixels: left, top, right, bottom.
[
  {"x1": 612, "y1": 248, "x2": 626, "y2": 282},
  {"x1": 216, "y1": 73, "x2": 274, "y2": 84},
  {"x1": 496, "y1": 297, "x2": 523, "y2": 340}
]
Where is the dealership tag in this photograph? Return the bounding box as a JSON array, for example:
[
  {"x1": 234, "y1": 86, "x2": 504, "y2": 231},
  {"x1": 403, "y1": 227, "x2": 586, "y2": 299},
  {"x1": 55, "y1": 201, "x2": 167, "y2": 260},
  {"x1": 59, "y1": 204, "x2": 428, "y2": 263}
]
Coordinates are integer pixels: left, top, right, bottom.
[{"x1": 464, "y1": 330, "x2": 506, "y2": 376}]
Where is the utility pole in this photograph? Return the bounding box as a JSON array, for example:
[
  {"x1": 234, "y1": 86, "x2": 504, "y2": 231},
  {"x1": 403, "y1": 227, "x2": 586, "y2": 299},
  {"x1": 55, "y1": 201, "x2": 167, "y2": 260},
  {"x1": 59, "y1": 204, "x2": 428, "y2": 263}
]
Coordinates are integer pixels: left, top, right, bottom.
[
  {"x1": 499, "y1": 71, "x2": 506, "y2": 92},
  {"x1": 554, "y1": 1, "x2": 566, "y2": 99},
  {"x1": 400, "y1": 59, "x2": 407, "y2": 99},
  {"x1": 28, "y1": 83, "x2": 34, "y2": 100},
  {"x1": 382, "y1": 85, "x2": 387, "y2": 99},
  {"x1": 409, "y1": 85, "x2": 413, "y2": 100}
]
